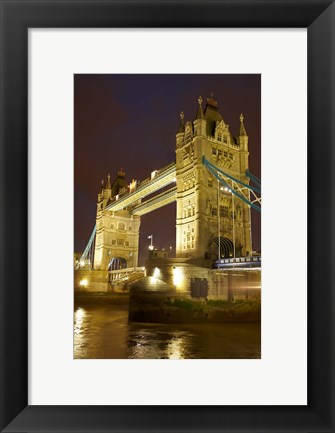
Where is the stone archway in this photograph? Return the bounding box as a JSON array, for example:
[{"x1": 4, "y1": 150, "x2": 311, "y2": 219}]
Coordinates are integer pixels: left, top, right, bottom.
[
  {"x1": 108, "y1": 257, "x2": 127, "y2": 271},
  {"x1": 208, "y1": 237, "x2": 234, "y2": 259}
]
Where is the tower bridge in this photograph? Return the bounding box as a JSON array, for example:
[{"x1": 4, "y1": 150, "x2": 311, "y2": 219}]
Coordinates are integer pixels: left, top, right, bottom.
[{"x1": 76, "y1": 95, "x2": 261, "y2": 286}]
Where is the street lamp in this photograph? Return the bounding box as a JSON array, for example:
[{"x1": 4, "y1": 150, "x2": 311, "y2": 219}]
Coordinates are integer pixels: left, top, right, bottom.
[
  {"x1": 147, "y1": 234, "x2": 154, "y2": 251},
  {"x1": 217, "y1": 179, "x2": 221, "y2": 260},
  {"x1": 232, "y1": 188, "x2": 236, "y2": 259},
  {"x1": 229, "y1": 187, "x2": 236, "y2": 260}
]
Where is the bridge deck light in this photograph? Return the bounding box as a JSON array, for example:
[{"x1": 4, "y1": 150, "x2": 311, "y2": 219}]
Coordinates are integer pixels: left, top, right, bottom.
[
  {"x1": 79, "y1": 279, "x2": 88, "y2": 288},
  {"x1": 172, "y1": 267, "x2": 184, "y2": 289}
]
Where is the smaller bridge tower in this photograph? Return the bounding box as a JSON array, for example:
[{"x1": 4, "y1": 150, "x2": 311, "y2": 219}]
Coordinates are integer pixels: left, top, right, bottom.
[{"x1": 93, "y1": 170, "x2": 141, "y2": 270}]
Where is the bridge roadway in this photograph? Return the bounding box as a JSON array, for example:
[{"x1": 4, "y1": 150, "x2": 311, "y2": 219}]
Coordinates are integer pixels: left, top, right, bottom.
[{"x1": 106, "y1": 162, "x2": 176, "y2": 214}]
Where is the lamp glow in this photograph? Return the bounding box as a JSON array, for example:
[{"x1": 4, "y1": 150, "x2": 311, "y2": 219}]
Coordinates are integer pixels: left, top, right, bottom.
[
  {"x1": 172, "y1": 267, "x2": 184, "y2": 289},
  {"x1": 79, "y1": 279, "x2": 88, "y2": 288}
]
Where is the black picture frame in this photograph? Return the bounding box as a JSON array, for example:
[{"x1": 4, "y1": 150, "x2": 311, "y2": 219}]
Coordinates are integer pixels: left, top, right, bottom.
[{"x1": 1, "y1": 1, "x2": 334, "y2": 432}]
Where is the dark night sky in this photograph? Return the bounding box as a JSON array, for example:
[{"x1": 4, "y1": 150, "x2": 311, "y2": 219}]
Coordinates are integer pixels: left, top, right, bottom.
[{"x1": 74, "y1": 74, "x2": 261, "y2": 265}]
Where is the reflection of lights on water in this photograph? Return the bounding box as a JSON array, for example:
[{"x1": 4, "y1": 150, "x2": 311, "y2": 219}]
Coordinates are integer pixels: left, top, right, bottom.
[
  {"x1": 74, "y1": 307, "x2": 91, "y2": 358},
  {"x1": 172, "y1": 267, "x2": 184, "y2": 289},
  {"x1": 74, "y1": 307, "x2": 86, "y2": 335},
  {"x1": 167, "y1": 337, "x2": 184, "y2": 359}
]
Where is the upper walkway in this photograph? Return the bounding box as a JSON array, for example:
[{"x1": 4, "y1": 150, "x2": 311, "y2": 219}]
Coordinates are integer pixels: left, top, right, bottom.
[{"x1": 106, "y1": 162, "x2": 176, "y2": 214}]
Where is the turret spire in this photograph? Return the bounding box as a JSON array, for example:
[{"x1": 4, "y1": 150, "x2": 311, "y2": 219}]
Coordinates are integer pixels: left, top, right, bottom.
[
  {"x1": 177, "y1": 111, "x2": 185, "y2": 133},
  {"x1": 195, "y1": 96, "x2": 205, "y2": 120},
  {"x1": 106, "y1": 173, "x2": 111, "y2": 189},
  {"x1": 238, "y1": 114, "x2": 248, "y2": 137}
]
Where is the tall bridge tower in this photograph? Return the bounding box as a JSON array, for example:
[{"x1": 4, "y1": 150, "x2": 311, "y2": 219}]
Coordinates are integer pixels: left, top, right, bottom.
[
  {"x1": 175, "y1": 95, "x2": 252, "y2": 261},
  {"x1": 93, "y1": 170, "x2": 140, "y2": 270}
]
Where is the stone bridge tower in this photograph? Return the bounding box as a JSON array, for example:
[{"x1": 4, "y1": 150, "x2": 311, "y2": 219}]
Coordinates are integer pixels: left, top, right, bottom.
[
  {"x1": 93, "y1": 170, "x2": 140, "y2": 270},
  {"x1": 175, "y1": 95, "x2": 252, "y2": 261}
]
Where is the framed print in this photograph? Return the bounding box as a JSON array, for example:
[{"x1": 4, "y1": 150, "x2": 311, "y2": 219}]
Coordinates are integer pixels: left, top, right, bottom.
[
  {"x1": 0, "y1": 0, "x2": 334, "y2": 432},
  {"x1": 30, "y1": 30, "x2": 304, "y2": 406}
]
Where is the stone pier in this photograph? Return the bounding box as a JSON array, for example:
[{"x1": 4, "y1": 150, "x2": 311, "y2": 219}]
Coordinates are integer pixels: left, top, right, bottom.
[{"x1": 145, "y1": 257, "x2": 261, "y2": 300}]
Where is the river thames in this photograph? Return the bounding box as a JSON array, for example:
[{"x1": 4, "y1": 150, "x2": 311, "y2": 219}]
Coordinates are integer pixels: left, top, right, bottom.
[{"x1": 74, "y1": 302, "x2": 261, "y2": 359}]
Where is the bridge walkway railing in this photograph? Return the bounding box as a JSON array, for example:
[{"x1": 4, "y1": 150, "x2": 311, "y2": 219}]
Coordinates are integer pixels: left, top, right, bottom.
[
  {"x1": 109, "y1": 267, "x2": 146, "y2": 284},
  {"x1": 213, "y1": 256, "x2": 261, "y2": 269},
  {"x1": 105, "y1": 162, "x2": 176, "y2": 211}
]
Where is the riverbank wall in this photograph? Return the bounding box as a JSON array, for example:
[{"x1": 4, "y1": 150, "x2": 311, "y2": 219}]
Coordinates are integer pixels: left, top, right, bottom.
[
  {"x1": 128, "y1": 291, "x2": 260, "y2": 324},
  {"x1": 74, "y1": 292, "x2": 129, "y2": 305}
]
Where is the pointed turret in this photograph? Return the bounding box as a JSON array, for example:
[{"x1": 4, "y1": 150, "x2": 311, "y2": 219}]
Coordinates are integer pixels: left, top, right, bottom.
[
  {"x1": 177, "y1": 111, "x2": 185, "y2": 133},
  {"x1": 103, "y1": 174, "x2": 113, "y2": 201},
  {"x1": 238, "y1": 114, "x2": 248, "y2": 137},
  {"x1": 97, "y1": 179, "x2": 104, "y2": 209},
  {"x1": 106, "y1": 173, "x2": 111, "y2": 189},
  {"x1": 193, "y1": 96, "x2": 206, "y2": 137},
  {"x1": 176, "y1": 111, "x2": 185, "y2": 149},
  {"x1": 195, "y1": 96, "x2": 205, "y2": 120},
  {"x1": 237, "y1": 114, "x2": 249, "y2": 171}
]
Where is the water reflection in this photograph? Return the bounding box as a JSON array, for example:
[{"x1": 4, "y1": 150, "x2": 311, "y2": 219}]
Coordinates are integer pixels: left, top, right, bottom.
[
  {"x1": 74, "y1": 307, "x2": 85, "y2": 333},
  {"x1": 167, "y1": 336, "x2": 184, "y2": 359},
  {"x1": 74, "y1": 304, "x2": 260, "y2": 359}
]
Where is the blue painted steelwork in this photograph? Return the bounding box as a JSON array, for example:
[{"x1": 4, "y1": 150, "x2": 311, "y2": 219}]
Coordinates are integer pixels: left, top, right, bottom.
[
  {"x1": 77, "y1": 225, "x2": 96, "y2": 269},
  {"x1": 202, "y1": 156, "x2": 261, "y2": 212},
  {"x1": 203, "y1": 156, "x2": 261, "y2": 194},
  {"x1": 246, "y1": 169, "x2": 261, "y2": 188}
]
